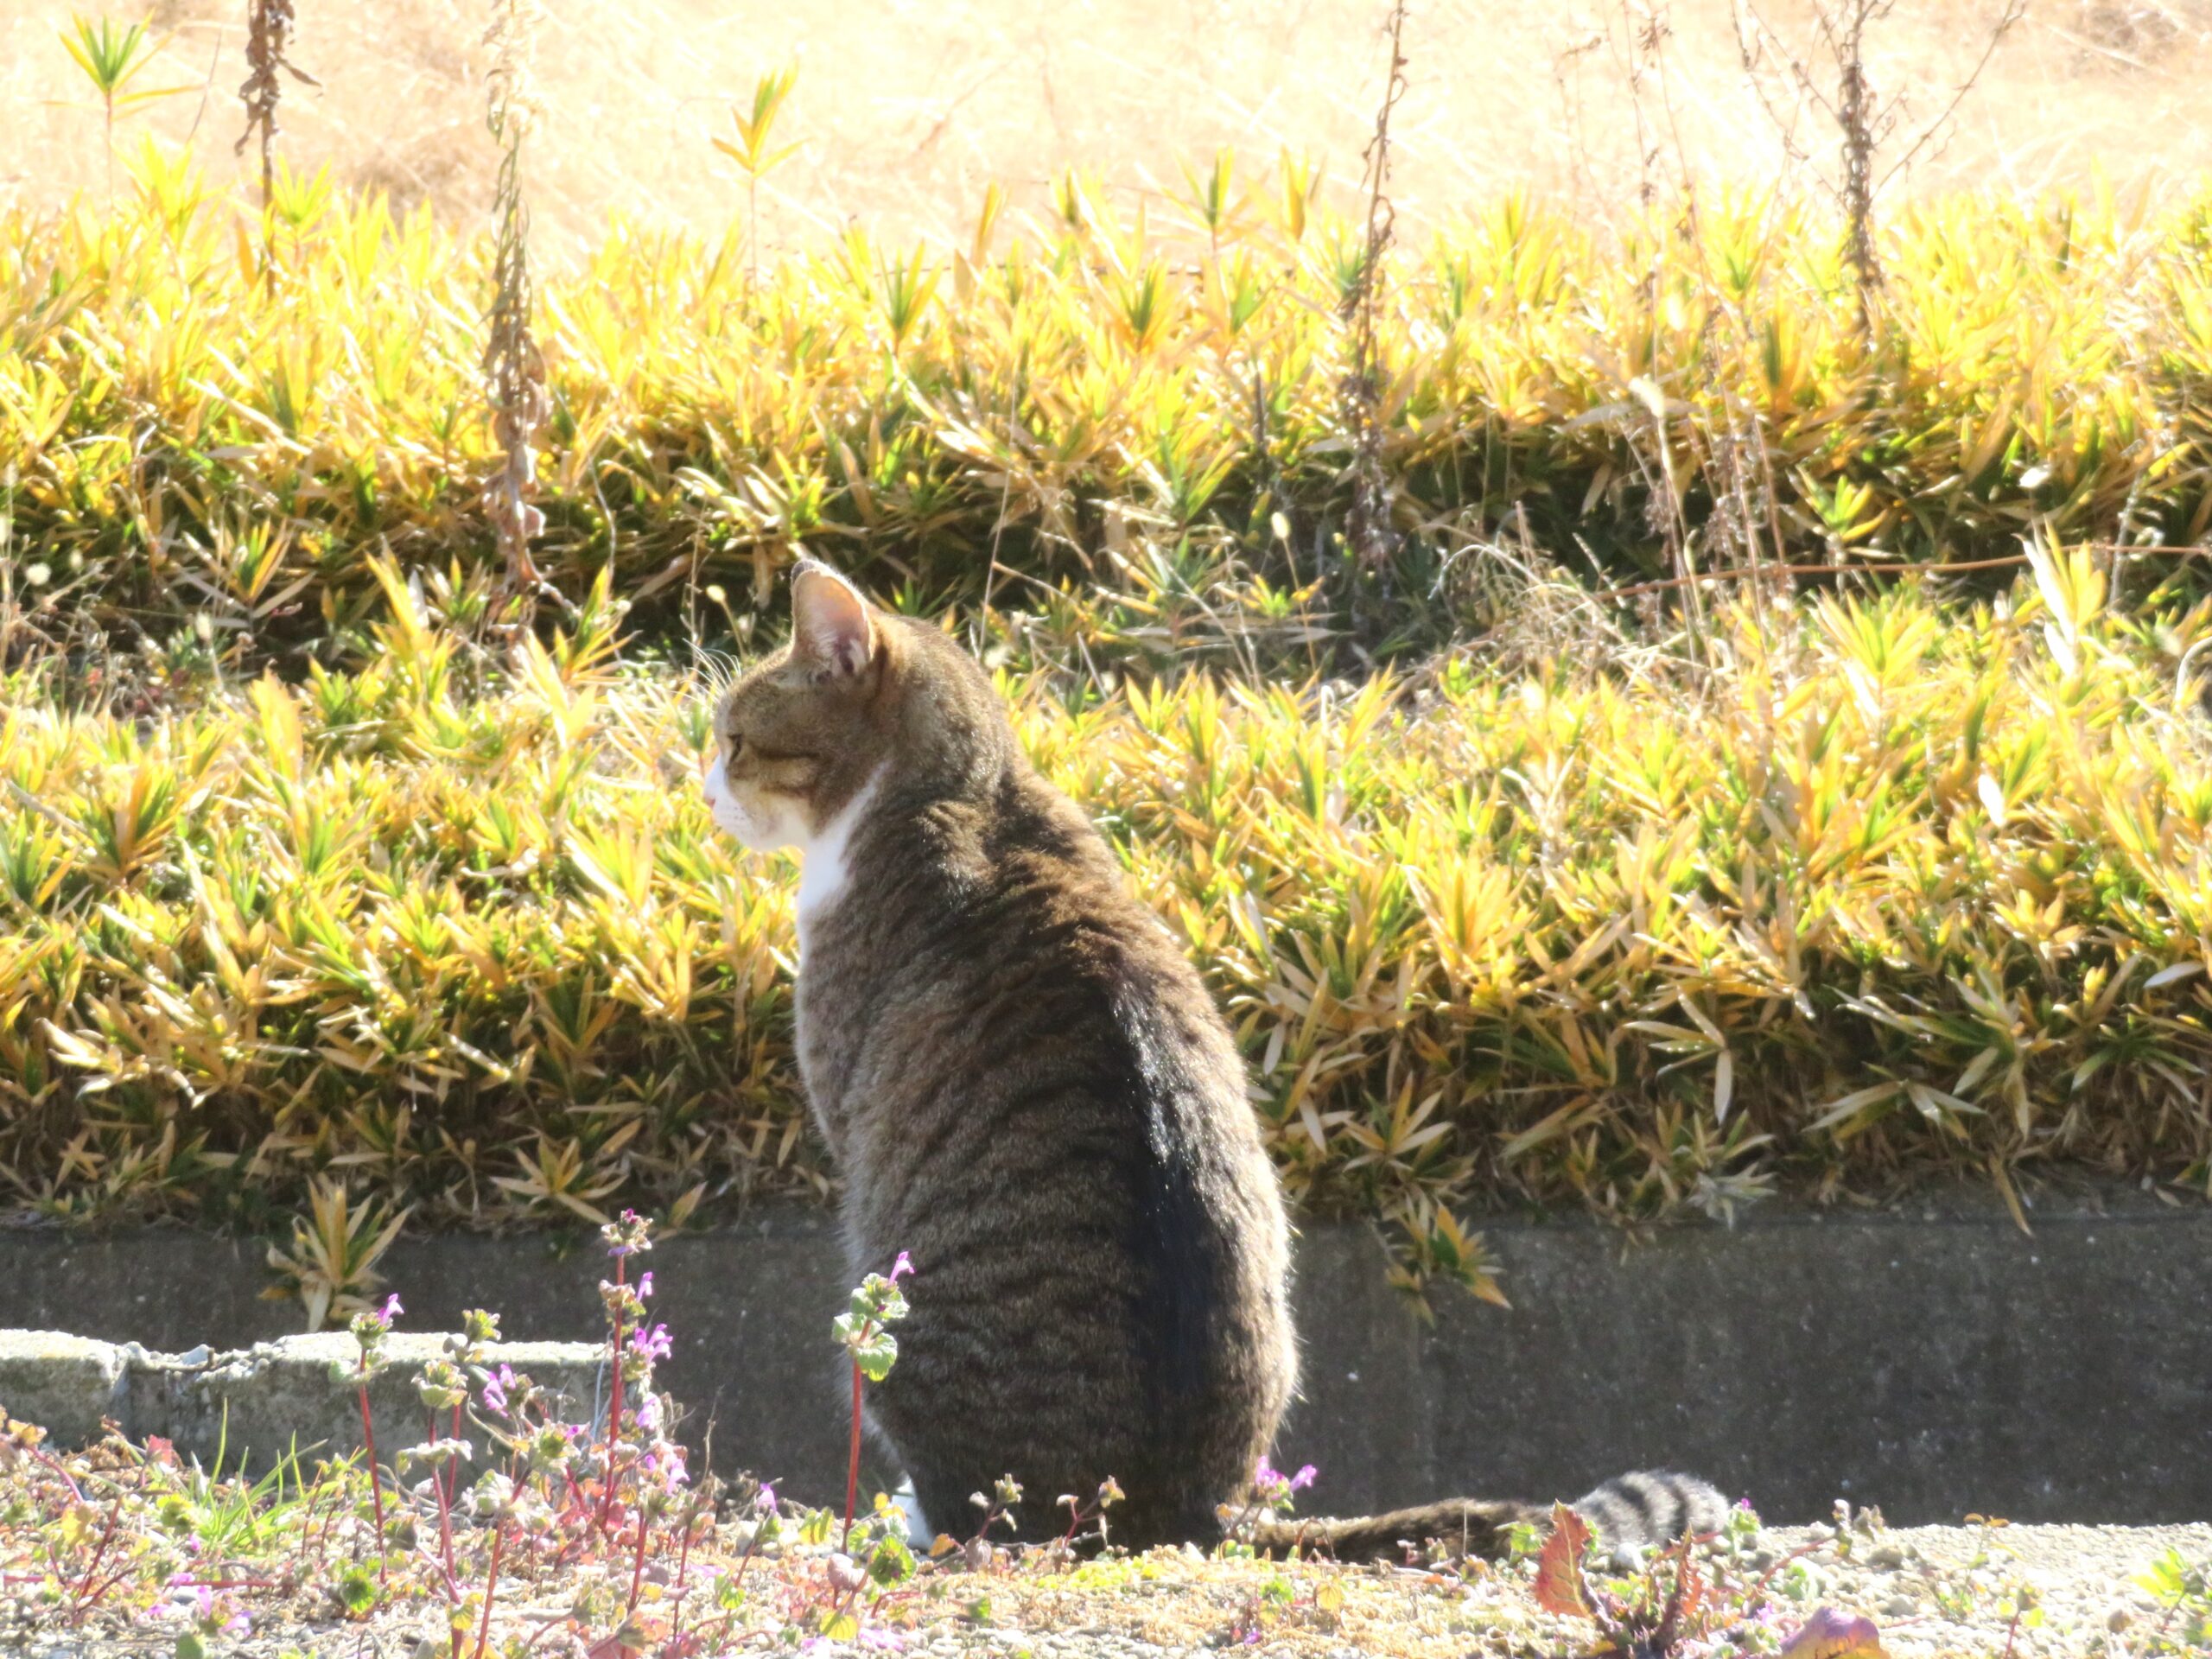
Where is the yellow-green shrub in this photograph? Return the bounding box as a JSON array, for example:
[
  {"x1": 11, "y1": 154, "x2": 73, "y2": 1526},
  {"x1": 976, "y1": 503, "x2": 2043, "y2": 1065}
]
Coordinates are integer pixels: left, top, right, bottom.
[
  {"x1": 4, "y1": 147, "x2": 2211, "y2": 666},
  {"x1": 3, "y1": 552, "x2": 2210, "y2": 1292}
]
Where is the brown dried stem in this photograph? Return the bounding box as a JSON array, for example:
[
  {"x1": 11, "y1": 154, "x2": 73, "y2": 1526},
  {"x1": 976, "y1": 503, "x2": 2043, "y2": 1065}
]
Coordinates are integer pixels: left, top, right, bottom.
[
  {"x1": 483, "y1": 0, "x2": 550, "y2": 602},
  {"x1": 1732, "y1": 0, "x2": 2026, "y2": 334},
  {"x1": 234, "y1": 0, "x2": 315, "y2": 243},
  {"x1": 1338, "y1": 1, "x2": 1408, "y2": 643}
]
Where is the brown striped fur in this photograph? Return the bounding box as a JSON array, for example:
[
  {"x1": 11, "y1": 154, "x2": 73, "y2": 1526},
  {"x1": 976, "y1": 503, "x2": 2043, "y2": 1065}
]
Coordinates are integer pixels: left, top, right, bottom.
[{"x1": 703, "y1": 562, "x2": 1731, "y2": 1560}]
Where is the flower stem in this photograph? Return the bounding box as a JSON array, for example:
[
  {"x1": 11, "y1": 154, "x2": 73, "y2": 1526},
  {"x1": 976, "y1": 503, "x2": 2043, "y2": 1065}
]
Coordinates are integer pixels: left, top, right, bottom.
[
  {"x1": 625, "y1": 1503, "x2": 652, "y2": 1617},
  {"x1": 472, "y1": 1526, "x2": 504, "y2": 1659},
  {"x1": 597, "y1": 1255, "x2": 628, "y2": 1536},
  {"x1": 842, "y1": 1350, "x2": 865, "y2": 1552},
  {"x1": 356, "y1": 1380, "x2": 388, "y2": 1582}
]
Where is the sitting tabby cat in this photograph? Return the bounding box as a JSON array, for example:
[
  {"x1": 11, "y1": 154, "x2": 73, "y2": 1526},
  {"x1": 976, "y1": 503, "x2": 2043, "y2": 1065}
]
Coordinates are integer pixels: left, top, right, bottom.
[{"x1": 702, "y1": 560, "x2": 1727, "y2": 1560}]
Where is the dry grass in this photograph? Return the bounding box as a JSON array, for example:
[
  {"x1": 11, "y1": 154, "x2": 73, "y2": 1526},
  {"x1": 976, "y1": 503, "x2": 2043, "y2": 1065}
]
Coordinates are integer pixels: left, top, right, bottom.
[{"x1": 6, "y1": 2, "x2": 2212, "y2": 258}]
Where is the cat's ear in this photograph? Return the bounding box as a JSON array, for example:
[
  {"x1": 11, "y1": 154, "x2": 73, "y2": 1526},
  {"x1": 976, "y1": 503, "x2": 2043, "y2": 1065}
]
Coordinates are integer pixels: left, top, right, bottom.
[{"x1": 791, "y1": 560, "x2": 874, "y2": 680}]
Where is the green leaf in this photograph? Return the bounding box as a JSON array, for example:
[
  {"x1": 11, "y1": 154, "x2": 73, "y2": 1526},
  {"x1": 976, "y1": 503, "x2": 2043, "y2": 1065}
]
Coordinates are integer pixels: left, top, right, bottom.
[
  {"x1": 854, "y1": 1331, "x2": 899, "y2": 1382},
  {"x1": 869, "y1": 1533, "x2": 916, "y2": 1586},
  {"x1": 338, "y1": 1563, "x2": 378, "y2": 1616}
]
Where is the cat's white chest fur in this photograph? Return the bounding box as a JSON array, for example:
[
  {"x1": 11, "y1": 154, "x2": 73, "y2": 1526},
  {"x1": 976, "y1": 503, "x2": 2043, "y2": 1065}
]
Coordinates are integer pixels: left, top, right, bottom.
[{"x1": 794, "y1": 767, "x2": 884, "y2": 955}]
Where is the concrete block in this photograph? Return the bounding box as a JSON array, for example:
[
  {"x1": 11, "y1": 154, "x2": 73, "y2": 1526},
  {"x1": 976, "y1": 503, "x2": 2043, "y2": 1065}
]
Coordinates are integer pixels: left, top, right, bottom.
[
  {"x1": 0, "y1": 1331, "x2": 126, "y2": 1447},
  {"x1": 0, "y1": 1332, "x2": 604, "y2": 1473},
  {"x1": 123, "y1": 1333, "x2": 607, "y2": 1472}
]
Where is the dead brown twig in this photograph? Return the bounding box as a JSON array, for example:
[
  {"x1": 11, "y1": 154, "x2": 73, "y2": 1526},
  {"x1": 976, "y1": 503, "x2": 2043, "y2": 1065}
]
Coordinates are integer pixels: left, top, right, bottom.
[
  {"x1": 1338, "y1": 2, "x2": 1408, "y2": 645},
  {"x1": 483, "y1": 0, "x2": 550, "y2": 602},
  {"x1": 1732, "y1": 0, "x2": 2027, "y2": 331},
  {"x1": 234, "y1": 0, "x2": 316, "y2": 222}
]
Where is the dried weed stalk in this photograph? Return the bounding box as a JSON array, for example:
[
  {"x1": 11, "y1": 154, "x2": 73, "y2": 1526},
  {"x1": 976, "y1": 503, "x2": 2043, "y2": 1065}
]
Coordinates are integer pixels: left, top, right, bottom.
[
  {"x1": 1339, "y1": 1, "x2": 1408, "y2": 639},
  {"x1": 483, "y1": 0, "x2": 550, "y2": 599},
  {"x1": 1733, "y1": 0, "x2": 2027, "y2": 331},
  {"x1": 234, "y1": 0, "x2": 315, "y2": 220}
]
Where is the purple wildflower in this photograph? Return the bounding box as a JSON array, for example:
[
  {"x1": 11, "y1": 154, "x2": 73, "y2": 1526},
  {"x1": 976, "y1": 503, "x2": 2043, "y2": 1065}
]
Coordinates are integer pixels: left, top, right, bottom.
[
  {"x1": 642, "y1": 1443, "x2": 689, "y2": 1491},
  {"x1": 756, "y1": 1481, "x2": 779, "y2": 1516},
  {"x1": 637, "y1": 1270, "x2": 654, "y2": 1300},
  {"x1": 890, "y1": 1250, "x2": 914, "y2": 1281},
  {"x1": 376, "y1": 1294, "x2": 403, "y2": 1324},
  {"x1": 163, "y1": 1577, "x2": 213, "y2": 1619},
  {"x1": 627, "y1": 1322, "x2": 673, "y2": 1363},
  {"x1": 482, "y1": 1363, "x2": 517, "y2": 1418}
]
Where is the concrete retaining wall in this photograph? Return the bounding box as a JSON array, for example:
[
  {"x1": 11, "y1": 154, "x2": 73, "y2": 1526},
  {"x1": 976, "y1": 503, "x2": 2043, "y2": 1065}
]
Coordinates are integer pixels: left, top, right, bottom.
[
  {"x1": 0, "y1": 1185, "x2": 2204, "y2": 1525},
  {"x1": 0, "y1": 1332, "x2": 605, "y2": 1470}
]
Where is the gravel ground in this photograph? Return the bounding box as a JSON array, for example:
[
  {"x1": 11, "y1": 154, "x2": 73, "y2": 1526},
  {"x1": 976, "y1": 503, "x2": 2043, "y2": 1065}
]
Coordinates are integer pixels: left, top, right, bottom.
[
  {"x1": 1738, "y1": 1520, "x2": 2211, "y2": 1658},
  {"x1": 7, "y1": 1519, "x2": 2205, "y2": 1657}
]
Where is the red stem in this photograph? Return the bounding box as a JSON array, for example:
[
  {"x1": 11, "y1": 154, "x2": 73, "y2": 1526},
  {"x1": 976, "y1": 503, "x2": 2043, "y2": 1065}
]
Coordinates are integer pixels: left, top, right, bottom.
[
  {"x1": 597, "y1": 1255, "x2": 628, "y2": 1536},
  {"x1": 472, "y1": 1526, "x2": 505, "y2": 1659},
  {"x1": 436, "y1": 1463, "x2": 457, "y2": 1586},
  {"x1": 30, "y1": 1447, "x2": 86, "y2": 1503},
  {"x1": 671, "y1": 1509, "x2": 696, "y2": 1636},
  {"x1": 67, "y1": 1498, "x2": 124, "y2": 1623},
  {"x1": 842, "y1": 1353, "x2": 864, "y2": 1551},
  {"x1": 357, "y1": 1382, "x2": 389, "y2": 1582},
  {"x1": 625, "y1": 1504, "x2": 653, "y2": 1617},
  {"x1": 298, "y1": 1482, "x2": 327, "y2": 1574}
]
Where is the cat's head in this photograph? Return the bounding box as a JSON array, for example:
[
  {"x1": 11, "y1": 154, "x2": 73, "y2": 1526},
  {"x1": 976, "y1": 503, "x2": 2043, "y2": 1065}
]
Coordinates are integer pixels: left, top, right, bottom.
[{"x1": 702, "y1": 560, "x2": 1008, "y2": 850}]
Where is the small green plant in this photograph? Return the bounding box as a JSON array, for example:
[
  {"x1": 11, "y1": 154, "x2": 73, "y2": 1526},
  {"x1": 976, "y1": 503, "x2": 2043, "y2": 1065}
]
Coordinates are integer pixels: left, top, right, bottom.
[
  {"x1": 1218, "y1": 1452, "x2": 1316, "y2": 1549},
  {"x1": 336, "y1": 1292, "x2": 401, "y2": 1586},
  {"x1": 264, "y1": 1180, "x2": 410, "y2": 1332},
  {"x1": 2136, "y1": 1548, "x2": 2212, "y2": 1653},
  {"x1": 1534, "y1": 1502, "x2": 1885, "y2": 1659},
  {"x1": 55, "y1": 13, "x2": 190, "y2": 205},
  {"x1": 832, "y1": 1251, "x2": 911, "y2": 1550},
  {"x1": 713, "y1": 63, "x2": 799, "y2": 289}
]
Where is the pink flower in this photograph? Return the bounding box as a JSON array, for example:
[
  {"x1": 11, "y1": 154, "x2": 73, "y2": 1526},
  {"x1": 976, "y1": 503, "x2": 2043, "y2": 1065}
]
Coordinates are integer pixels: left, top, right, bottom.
[
  {"x1": 162, "y1": 1576, "x2": 213, "y2": 1620},
  {"x1": 482, "y1": 1364, "x2": 517, "y2": 1418},
  {"x1": 1253, "y1": 1455, "x2": 1315, "y2": 1505},
  {"x1": 756, "y1": 1481, "x2": 779, "y2": 1516},
  {"x1": 641, "y1": 1451, "x2": 681, "y2": 1503},
  {"x1": 377, "y1": 1294, "x2": 403, "y2": 1323},
  {"x1": 637, "y1": 1270, "x2": 654, "y2": 1300},
  {"x1": 627, "y1": 1323, "x2": 673, "y2": 1363},
  {"x1": 891, "y1": 1251, "x2": 914, "y2": 1281}
]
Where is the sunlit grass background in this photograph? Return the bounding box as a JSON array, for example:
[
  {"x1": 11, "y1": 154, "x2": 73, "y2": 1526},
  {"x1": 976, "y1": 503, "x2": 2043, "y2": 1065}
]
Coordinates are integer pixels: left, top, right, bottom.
[{"x1": 7, "y1": 3, "x2": 2212, "y2": 252}]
